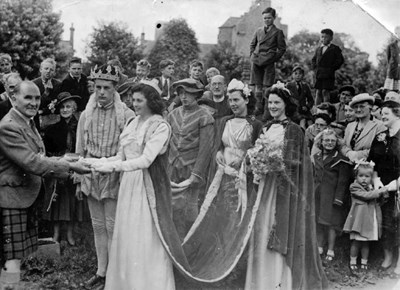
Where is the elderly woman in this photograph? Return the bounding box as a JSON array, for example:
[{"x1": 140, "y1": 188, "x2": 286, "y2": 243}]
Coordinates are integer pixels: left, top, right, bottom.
[
  {"x1": 368, "y1": 100, "x2": 400, "y2": 274},
  {"x1": 245, "y1": 84, "x2": 327, "y2": 290},
  {"x1": 313, "y1": 129, "x2": 352, "y2": 261},
  {"x1": 43, "y1": 92, "x2": 87, "y2": 246},
  {"x1": 341, "y1": 93, "x2": 386, "y2": 163},
  {"x1": 167, "y1": 78, "x2": 215, "y2": 239}
]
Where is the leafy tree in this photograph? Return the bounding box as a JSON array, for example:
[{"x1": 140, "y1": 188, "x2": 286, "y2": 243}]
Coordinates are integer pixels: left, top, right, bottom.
[
  {"x1": 0, "y1": 0, "x2": 69, "y2": 79},
  {"x1": 204, "y1": 41, "x2": 244, "y2": 82},
  {"x1": 147, "y1": 18, "x2": 200, "y2": 79},
  {"x1": 86, "y1": 21, "x2": 143, "y2": 77}
]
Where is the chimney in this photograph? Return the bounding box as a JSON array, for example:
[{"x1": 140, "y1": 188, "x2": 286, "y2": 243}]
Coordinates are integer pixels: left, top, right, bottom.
[
  {"x1": 70, "y1": 23, "x2": 75, "y2": 49},
  {"x1": 140, "y1": 31, "x2": 145, "y2": 46}
]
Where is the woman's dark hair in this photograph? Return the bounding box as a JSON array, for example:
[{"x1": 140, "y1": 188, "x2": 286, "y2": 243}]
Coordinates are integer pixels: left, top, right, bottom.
[
  {"x1": 268, "y1": 86, "x2": 297, "y2": 118},
  {"x1": 382, "y1": 100, "x2": 400, "y2": 118},
  {"x1": 228, "y1": 89, "x2": 256, "y2": 116},
  {"x1": 317, "y1": 102, "x2": 336, "y2": 121},
  {"x1": 262, "y1": 7, "x2": 276, "y2": 18},
  {"x1": 313, "y1": 113, "x2": 332, "y2": 125},
  {"x1": 131, "y1": 83, "x2": 165, "y2": 115}
]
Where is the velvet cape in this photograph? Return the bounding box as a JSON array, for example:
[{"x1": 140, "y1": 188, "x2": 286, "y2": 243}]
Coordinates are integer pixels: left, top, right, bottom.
[
  {"x1": 264, "y1": 120, "x2": 328, "y2": 289},
  {"x1": 142, "y1": 115, "x2": 263, "y2": 283}
]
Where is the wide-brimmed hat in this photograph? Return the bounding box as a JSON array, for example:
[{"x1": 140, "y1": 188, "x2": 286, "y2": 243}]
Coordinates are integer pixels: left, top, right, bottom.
[
  {"x1": 55, "y1": 92, "x2": 80, "y2": 111},
  {"x1": 172, "y1": 78, "x2": 204, "y2": 94},
  {"x1": 349, "y1": 93, "x2": 374, "y2": 108},
  {"x1": 117, "y1": 81, "x2": 135, "y2": 95},
  {"x1": 339, "y1": 85, "x2": 356, "y2": 96}
]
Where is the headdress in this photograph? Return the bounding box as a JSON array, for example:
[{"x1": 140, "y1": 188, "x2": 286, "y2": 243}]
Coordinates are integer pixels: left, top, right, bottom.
[
  {"x1": 90, "y1": 64, "x2": 120, "y2": 82},
  {"x1": 271, "y1": 81, "x2": 292, "y2": 96},
  {"x1": 227, "y1": 79, "x2": 251, "y2": 97},
  {"x1": 354, "y1": 159, "x2": 375, "y2": 171}
]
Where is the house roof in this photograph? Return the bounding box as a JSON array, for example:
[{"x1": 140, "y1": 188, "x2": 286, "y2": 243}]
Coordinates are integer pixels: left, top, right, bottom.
[{"x1": 219, "y1": 17, "x2": 241, "y2": 28}]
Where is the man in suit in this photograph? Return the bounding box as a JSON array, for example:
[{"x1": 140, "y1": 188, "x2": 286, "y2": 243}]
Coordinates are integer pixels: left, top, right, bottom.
[
  {"x1": 32, "y1": 58, "x2": 61, "y2": 131},
  {"x1": 60, "y1": 57, "x2": 90, "y2": 112},
  {"x1": 0, "y1": 73, "x2": 22, "y2": 120},
  {"x1": 249, "y1": 7, "x2": 286, "y2": 116},
  {"x1": 0, "y1": 81, "x2": 90, "y2": 289},
  {"x1": 334, "y1": 85, "x2": 355, "y2": 123},
  {"x1": 156, "y1": 59, "x2": 175, "y2": 108},
  {"x1": 312, "y1": 28, "x2": 344, "y2": 105}
]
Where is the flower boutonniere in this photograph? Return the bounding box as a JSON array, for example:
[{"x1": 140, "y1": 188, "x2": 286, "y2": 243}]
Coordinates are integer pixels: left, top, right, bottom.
[
  {"x1": 48, "y1": 99, "x2": 58, "y2": 114},
  {"x1": 376, "y1": 132, "x2": 388, "y2": 144}
]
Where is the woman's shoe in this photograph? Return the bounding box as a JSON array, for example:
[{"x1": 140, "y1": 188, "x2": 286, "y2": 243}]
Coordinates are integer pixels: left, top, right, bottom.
[{"x1": 349, "y1": 263, "x2": 358, "y2": 275}]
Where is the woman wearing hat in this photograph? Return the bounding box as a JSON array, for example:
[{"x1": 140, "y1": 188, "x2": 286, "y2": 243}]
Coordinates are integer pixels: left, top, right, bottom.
[
  {"x1": 43, "y1": 92, "x2": 88, "y2": 245},
  {"x1": 167, "y1": 78, "x2": 215, "y2": 239},
  {"x1": 368, "y1": 100, "x2": 400, "y2": 274},
  {"x1": 245, "y1": 83, "x2": 327, "y2": 290},
  {"x1": 341, "y1": 93, "x2": 386, "y2": 162}
]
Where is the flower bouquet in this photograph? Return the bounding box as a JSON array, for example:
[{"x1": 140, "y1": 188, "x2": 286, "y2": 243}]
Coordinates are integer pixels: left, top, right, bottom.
[{"x1": 247, "y1": 131, "x2": 285, "y2": 184}]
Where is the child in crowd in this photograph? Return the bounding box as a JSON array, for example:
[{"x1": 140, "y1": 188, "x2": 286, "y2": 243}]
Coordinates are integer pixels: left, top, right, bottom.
[
  {"x1": 129, "y1": 59, "x2": 151, "y2": 83},
  {"x1": 343, "y1": 161, "x2": 388, "y2": 273},
  {"x1": 286, "y1": 65, "x2": 314, "y2": 130},
  {"x1": 313, "y1": 129, "x2": 352, "y2": 261}
]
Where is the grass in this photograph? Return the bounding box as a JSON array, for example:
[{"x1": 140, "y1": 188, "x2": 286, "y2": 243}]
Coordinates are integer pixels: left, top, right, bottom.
[{"x1": 20, "y1": 223, "x2": 397, "y2": 289}]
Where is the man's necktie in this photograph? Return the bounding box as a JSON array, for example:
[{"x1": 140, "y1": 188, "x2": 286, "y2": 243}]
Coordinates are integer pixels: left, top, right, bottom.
[{"x1": 162, "y1": 80, "x2": 169, "y2": 99}]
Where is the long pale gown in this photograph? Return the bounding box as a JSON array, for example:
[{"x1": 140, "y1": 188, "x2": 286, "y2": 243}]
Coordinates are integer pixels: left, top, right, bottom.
[
  {"x1": 104, "y1": 115, "x2": 175, "y2": 290},
  {"x1": 245, "y1": 123, "x2": 293, "y2": 290}
]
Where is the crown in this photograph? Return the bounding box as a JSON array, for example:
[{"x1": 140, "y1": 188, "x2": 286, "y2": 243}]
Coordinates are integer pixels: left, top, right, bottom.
[{"x1": 90, "y1": 64, "x2": 120, "y2": 82}]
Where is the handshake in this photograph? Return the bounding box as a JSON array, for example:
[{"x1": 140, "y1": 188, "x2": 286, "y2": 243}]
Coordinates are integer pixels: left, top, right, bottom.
[{"x1": 62, "y1": 154, "x2": 120, "y2": 174}]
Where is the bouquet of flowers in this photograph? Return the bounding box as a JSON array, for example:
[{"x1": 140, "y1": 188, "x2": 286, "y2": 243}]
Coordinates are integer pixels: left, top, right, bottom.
[{"x1": 247, "y1": 130, "x2": 285, "y2": 184}]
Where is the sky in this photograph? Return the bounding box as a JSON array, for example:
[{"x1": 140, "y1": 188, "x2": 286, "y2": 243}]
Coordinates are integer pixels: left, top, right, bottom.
[{"x1": 52, "y1": 0, "x2": 399, "y2": 65}]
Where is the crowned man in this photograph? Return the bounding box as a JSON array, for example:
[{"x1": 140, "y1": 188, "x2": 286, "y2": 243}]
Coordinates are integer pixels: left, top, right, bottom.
[{"x1": 75, "y1": 64, "x2": 135, "y2": 290}]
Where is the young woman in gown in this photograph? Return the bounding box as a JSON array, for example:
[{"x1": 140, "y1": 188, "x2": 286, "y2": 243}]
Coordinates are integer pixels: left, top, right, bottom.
[
  {"x1": 90, "y1": 81, "x2": 175, "y2": 290},
  {"x1": 245, "y1": 84, "x2": 328, "y2": 290}
]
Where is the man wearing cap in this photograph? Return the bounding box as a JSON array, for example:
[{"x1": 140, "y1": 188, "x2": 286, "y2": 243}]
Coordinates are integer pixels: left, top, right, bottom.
[
  {"x1": 60, "y1": 57, "x2": 90, "y2": 112},
  {"x1": 312, "y1": 29, "x2": 344, "y2": 105},
  {"x1": 168, "y1": 78, "x2": 215, "y2": 239},
  {"x1": 75, "y1": 64, "x2": 134, "y2": 289},
  {"x1": 286, "y1": 65, "x2": 314, "y2": 129},
  {"x1": 0, "y1": 54, "x2": 13, "y2": 94},
  {"x1": 32, "y1": 58, "x2": 62, "y2": 131},
  {"x1": 0, "y1": 81, "x2": 90, "y2": 289},
  {"x1": 334, "y1": 85, "x2": 356, "y2": 123},
  {"x1": 341, "y1": 93, "x2": 386, "y2": 162},
  {"x1": 117, "y1": 81, "x2": 135, "y2": 111}
]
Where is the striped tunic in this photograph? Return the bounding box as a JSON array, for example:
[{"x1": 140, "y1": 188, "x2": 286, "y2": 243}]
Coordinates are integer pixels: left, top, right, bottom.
[{"x1": 76, "y1": 101, "x2": 135, "y2": 200}]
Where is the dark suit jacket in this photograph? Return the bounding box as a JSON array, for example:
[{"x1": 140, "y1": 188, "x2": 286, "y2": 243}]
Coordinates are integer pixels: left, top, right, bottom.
[
  {"x1": 60, "y1": 74, "x2": 90, "y2": 111},
  {"x1": 32, "y1": 77, "x2": 61, "y2": 115},
  {"x1": 311, "y1": 43, "x2": 344, "y2": 80},
  {"x1": 249, "y1": 25, "x2": 286, "y2": 63},
  {"x1": 0, "y1": 109, "x2": 70, "y2": 209},
  {"x1": 286, "y1": 81, "x2": 314, "y2": 111},
  {"x1": 156, "y1": 76, "x2": 175, "y2": 104},
  {"x1": 0, "y1": 98, "x2": 12, "y2": 121}
]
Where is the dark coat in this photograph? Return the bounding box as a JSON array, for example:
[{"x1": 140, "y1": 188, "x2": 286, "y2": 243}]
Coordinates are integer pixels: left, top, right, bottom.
[
  {"x1": 286, "y1": 80, "x2": 314, "y2": 120},
  {"x1": 32, "y1": 77, "x2": 61, "y2": 115},
  {"x1": 59, "y1": 74, "x2": 90, "y2": 111},
  {"x1": 314, "y1": 150, "x2": 352, "y2": 229},
  {"x1": 0, "y1": 98, "x2": 12, "y2": 121},
  {"x1": 343, "y1": 182, "x2": 382, "y2": 240},
  {"x1": 249, "y1": 25, "x2": 286, "y2": 63},
  {"x1": 0, "y1": 109, "x2": 70, "y2": 209},
  {"x1": 43, "y1": 116, "x2": 78, "y2": 156},
  {"x1": 386, "y1": 41, "x2": 400, "y2": 80},
  {"x1": 155, "y1": 76, "x2": 175, "y2": 105},
  {"x1": 311, "y1": 43, "x2": 344, "y2": 89}
]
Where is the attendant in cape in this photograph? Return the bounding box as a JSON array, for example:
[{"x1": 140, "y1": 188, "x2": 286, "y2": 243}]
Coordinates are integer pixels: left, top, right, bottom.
[
  {"x1": 245, "y1": 83, "x2": 328, "y2": 290},
  {"x1": 90, "y1": 80, "x2": 175, "y2": 290},
  {"x1": 168, "y1": 78, "x2": 215, "y2": 239},
  {"x1": 43, "y1": 92, "x2": 88, "y2": 245}
]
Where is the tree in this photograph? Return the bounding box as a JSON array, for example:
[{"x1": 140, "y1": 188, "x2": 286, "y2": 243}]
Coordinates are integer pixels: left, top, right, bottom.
[
  {"x1": 204, "y1": 41, "x2": 244, "y2": 82},
  {"x1": 0, "y1": 0, "x2": 70, "y2": 79},
  {"x1": 147, "y1": 18, "x2": 200, "y2": 79},
  {"x1": 86, "y1": 21, "x2": 143, "y2": 76}
]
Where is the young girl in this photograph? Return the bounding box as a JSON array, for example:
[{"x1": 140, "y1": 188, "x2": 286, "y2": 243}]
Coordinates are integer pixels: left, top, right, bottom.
[
  {"x1": 343, "y1": 161, "x2": 388, "y2": 272},
  {"x1": 313, "y1": 129, "x2": 352, "y2": 261}
]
